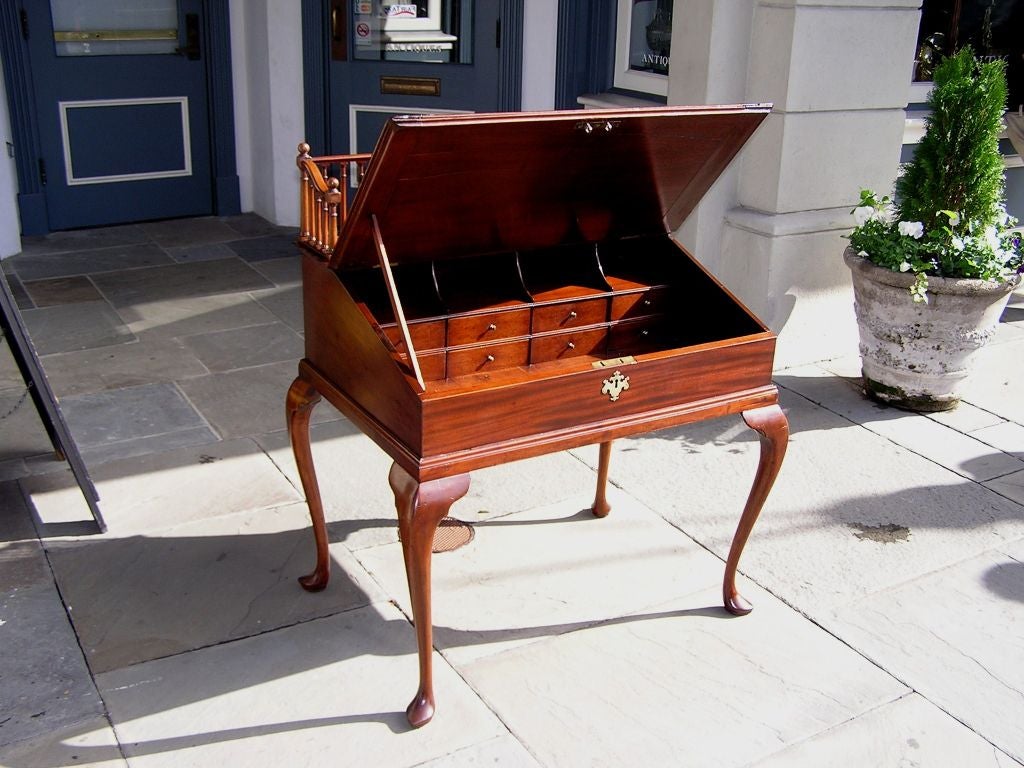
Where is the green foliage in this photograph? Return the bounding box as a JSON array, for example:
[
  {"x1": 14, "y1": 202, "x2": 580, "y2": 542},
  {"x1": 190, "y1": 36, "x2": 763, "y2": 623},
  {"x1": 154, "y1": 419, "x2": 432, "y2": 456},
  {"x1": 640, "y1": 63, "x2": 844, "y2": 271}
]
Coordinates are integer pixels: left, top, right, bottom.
[
  {"x1": 849, "y1": 49, "x2": 1022, "y2": 302},
  {"x1": 896, "y1": 48, "x2": 1007, "y2": 230}
]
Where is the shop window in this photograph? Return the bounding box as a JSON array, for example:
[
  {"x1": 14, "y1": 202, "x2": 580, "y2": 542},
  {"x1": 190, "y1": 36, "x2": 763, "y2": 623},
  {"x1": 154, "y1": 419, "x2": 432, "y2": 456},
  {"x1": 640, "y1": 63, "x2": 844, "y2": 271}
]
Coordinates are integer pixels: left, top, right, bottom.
[
  {"x1": 913, "y1": 0, "x2": 1023, "y2": 109},
  {"x1": 612, "y1": 0, "x2": 672, "y2": 97}
]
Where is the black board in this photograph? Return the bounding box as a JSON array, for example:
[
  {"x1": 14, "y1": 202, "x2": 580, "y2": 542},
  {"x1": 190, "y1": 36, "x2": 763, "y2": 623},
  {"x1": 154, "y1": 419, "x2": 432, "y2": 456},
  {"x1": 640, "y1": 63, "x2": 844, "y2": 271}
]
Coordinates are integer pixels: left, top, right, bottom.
[{"x1": 0, "y1": 272, "x2": 105, "y2": 533}]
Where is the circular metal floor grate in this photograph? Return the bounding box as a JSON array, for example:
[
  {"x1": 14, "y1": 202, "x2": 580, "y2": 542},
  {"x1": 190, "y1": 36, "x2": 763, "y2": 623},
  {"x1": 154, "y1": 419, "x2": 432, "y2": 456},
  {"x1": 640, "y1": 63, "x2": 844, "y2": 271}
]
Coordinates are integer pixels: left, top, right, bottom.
[{"x1": 432, "y1": 517, "x2": 475, "y2": 553}]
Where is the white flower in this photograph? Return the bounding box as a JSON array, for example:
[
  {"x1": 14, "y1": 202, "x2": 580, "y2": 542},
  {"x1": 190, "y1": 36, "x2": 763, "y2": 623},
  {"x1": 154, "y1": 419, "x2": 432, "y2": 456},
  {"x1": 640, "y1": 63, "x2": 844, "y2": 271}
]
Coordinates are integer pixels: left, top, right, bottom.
[
  {"x1": 879, "y1": 205, "x2": 897, "y2": 225},
  {"x1": 853, "y1": 206, "x2": 874, "y2": 226},
  {"x1": 857, "y1": 250, "x2": 869, "y2": 258},
  {"x1": 948, "y1": 212, "x2": 961, "y2": 226},
  {"x1": 898, "y1": 221, "x2": 924, "y2": 239},
  {"x1": 952, "y1": 236, "x2": 965, "y2": 251},
  {"x1": 996, "y1": 207, "x2": 1009, "y2": 226},
  {"x1": 899, "y1": 260, "x2": 912, "y2": 272},
  {"x1": 984, "y1": 226, "x2": 1001, "y2": 251}
]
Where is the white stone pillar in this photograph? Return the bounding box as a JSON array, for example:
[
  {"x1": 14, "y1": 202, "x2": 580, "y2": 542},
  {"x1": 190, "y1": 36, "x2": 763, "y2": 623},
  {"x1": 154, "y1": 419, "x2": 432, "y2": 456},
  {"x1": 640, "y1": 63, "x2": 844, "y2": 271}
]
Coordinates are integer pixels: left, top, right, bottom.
[{"x1": 670, "y1": 0, "x2": 920, "y2": 367}]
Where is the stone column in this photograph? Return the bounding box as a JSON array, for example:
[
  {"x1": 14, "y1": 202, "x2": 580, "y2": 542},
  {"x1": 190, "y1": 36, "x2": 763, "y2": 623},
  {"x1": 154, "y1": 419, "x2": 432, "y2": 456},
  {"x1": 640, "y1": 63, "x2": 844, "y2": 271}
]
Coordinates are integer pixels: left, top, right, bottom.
[{"x1": 669, "y1": 0, "x2": 920, "y2": 367}]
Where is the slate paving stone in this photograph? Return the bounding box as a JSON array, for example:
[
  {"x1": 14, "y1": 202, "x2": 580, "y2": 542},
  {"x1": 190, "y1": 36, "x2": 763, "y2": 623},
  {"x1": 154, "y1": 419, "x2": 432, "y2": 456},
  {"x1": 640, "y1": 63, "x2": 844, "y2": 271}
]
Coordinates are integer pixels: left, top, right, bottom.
[
  {"x1": 250, "y1": 255, "x2": 301, "y2": 287},
  {"x1": 252, "y1": 286, "x2": 303, "y2": 332},
  {"x1": 413, "y1": 736, "x2": 541, "y2": 767},
  {"x1": 77, "y1": 426, "x2": 220, "y2": 466},
  {"x1": 38, "y1": 337, "x2": 209, "y2": 397},
  {"x1": 824, "y1": 547, "x2": 1024, "y2": 763},
  {"x1": 221, "y1": 212, "x2": 288, "y2": 238},
  {"x1": 116, "y1": 293, "x2": 278, "y2": 339},
  {"x1": 45, "y1": 502, "x2": 386, "y2": 673},
  {"x1": 983, "y1": 468, "x2": 1024, "y2": 505},
  {"x1": 569, "y1": 389, "x2": 1024, "y2": 613},
  {"x1": 356, "y1": 491, "x2": 727, "y2": 666},
  {"x1": 0, "y1": 718, "x2": 127, "y2": 768},
  {"x1": 4, "y1": 271, "x2": 35, "y2": 309},
  {"x1": 0, "y1": 484, "x2": 106, "y2": 750},
  {"x1": 177, "y1": 359, "x2": 339, "y2": 438},
  {"x1": 138, "y1": 217, "x2": 242, "y2": 247},
  {"x1": 17, "y1": 224, "x2": 147, "y2": 256},
  {"x1": 0, "y1": 390, "x2": 54, "y2": 463},
  {"x1": 58, "y1": 382, "x2": 210, "y2": 450},
  {"x1": 181, "y1": 322, "x2": 303, "y2": 372},
  {"x1": 96, "y1": 603, "x2": 507, "y2": 767},
  {"x1": 0, "y1": 340, "x2": 25, "y2": 393},
  {"x1": 164, "y1": 243, "x2": 236, "y2": 263},
  {"x1": 22, "y1": 438, "x2": 300, "y2": 536},
  {"x1": 458, "y1": 583, "x2": 908, "y2": 768},
  {"x1": 7, "y1": 244, "x2": 172, "y2": 281},
  {"x1": 751, "y1": 694, "x2": 1021, "y2": 767},
  {"x1": 22, "y1": 300, "x2": 135, "y2": 354},
  {"x1": 225, "y1": 233, "x2": 300, "y2": 262},
  {"x1": 91, "y1": 258, "x2": 274, "y2": 308},
  {"x1": 22, "y1": 275, "x2": 102, "y2": 306}
]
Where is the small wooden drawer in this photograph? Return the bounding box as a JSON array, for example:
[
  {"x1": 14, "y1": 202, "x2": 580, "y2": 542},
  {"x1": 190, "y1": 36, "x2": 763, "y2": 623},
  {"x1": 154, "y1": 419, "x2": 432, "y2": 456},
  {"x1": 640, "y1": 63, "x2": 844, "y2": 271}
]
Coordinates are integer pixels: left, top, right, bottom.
[
  {"x1": 531, "y1": 328, "x2": 607, "y2": 363},
  {"x1": 532, "y1": 297, "x2": 607, "y2": 333},
  {"x1": 448, "y1": 308, "x2": 531, "y2": 346},
  {"x1": 447, "y1": 339, "x2": 529, "y2": 377},
  {"x1": 383, "y1": 319, "x2": 447, "y2": 351},
  {"x1": 607, "y1": 318, "x2": 663, "y2": 355},
  {"x1": 399, "y1": 350, "x2": 446, "y2": 381},
  {"x1": 610, "y1": 288, "x2": 670, "y2": 321}
]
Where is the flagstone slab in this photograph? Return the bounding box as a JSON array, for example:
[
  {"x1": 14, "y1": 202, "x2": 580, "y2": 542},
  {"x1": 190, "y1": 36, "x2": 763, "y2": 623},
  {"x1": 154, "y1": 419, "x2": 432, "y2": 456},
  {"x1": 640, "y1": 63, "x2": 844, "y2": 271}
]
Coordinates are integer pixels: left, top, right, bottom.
[
  {"x1": 138, "y1": 217, "x2": 241, "y2": 248},
  {"x1": 117, "y1": 292, "x2": 278, "y2": 339},
  {"x1": 0, "y1": 718, "x2": 126, "y2": 768},
  {"x1": 57, "y1": 382, "x2": 210, "y2": 450},
  {"x1": 751, "y1": 694, "x2": 1020, "y2": 767},
  {"x1": 252, "y1": 286, "x2": 303, "y2": 332},
  {"x1": 250, "y1": 256, "x2": 301, "y2": 287},
  {"x1": 355, "y1": 492, "x2": 726, "y2": 666},
  {"x1": 985, "y1": 469, "x2": 1024, "y2": 505},
  {"x1": 8, "y1": 244, "x2": 170, "y2": 280},
  {"x1": 91, "y1": 259, "x2": 273, "y2": 309},
  {"x1": 21, "y1": 438, "x2": 300, "y2": 535},
  {"x1": 18, "y1": 225, "x2": 147, "y2": 256},
  {"x1": 414, "y1": 735, "x2": 540, "y2": 767},
  {"x1": 45, "y1": 502, "x2": 386, "y2": 673},
  {"x1": 181, "y1": 322, "x2": 303, "y2": 372},
  {"x1": 38, "y1": 337, "x2": 209, "y2": 397},
  {"x1": 0, "y1": 391, "x2": 53, "y2": 464},
  {"x1": 177, "y1": 360, "x2": 340, "y2": 439},
  {"x1": 459, "y1": 583, "x2": 907, "y2": 768},
  {"x1": 778, "y1": 365, "x2": 1024, "y2": 481},
  {"x1": 258, "y1": 422, "x2": 601, "y2": 551},
  {"x1": 961, "y1": 338, "x2": 1024, "y2": 424},
  {"x1": 824, "y1": 548, "x2": 1024, "y2": 763},
  {"x1": 22, "y1": 275, "x2": 102, "y2": 306},
  {"x1": 22, "y1": 300, "x2": 135, "y2": 354},
  {"x1": 97, "y1": 603, "x2": 507, "y2": 768},
  {"x1": 0, "y1": 489, "x2": 104, "y2": 748},
  {"x1": 569, "y1": 389, "x2": 1024, "y2": 613}
]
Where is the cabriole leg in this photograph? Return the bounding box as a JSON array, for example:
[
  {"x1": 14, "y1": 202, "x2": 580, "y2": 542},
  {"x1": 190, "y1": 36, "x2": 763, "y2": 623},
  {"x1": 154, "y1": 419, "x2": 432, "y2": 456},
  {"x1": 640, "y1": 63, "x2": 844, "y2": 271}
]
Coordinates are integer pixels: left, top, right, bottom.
[
  {"x1": 389, "y1": 463, "x2": 471, "y2": 728},
  {"x1": 286, "y1": 375, "x2": 330, "y2": 592},
  {"x1": 591, "y1": 440, "x2": 613, "y2": 517},
  {"x1": 723, "y1": 404, "x2": 789, "y2": 616}
]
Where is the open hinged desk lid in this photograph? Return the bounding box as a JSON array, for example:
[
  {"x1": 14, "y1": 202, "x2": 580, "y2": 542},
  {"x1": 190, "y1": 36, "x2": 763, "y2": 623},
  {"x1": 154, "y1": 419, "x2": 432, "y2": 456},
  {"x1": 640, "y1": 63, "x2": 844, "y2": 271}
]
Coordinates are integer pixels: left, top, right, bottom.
[{"x1": 330, "y1": 104, "x2": 771, "y2": 271}]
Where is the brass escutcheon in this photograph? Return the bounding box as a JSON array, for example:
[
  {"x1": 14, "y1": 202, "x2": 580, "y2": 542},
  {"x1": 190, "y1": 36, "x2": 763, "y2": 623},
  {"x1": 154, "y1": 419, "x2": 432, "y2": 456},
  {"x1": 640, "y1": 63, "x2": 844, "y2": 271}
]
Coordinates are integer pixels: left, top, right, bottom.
[{"x1": 601, "y1": 370, "x2": 630, "y2": 402}]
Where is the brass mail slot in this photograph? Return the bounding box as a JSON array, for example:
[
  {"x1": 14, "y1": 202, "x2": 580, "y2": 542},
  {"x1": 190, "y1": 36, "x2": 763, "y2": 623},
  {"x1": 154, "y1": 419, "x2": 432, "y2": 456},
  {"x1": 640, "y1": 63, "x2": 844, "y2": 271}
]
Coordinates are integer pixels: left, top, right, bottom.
[
  {"x1": 380, "y1": 76, "x2": 441, "y2": 97},
  {"x1": 54, "y1": 29, "x2": 177, "y2": 42}
]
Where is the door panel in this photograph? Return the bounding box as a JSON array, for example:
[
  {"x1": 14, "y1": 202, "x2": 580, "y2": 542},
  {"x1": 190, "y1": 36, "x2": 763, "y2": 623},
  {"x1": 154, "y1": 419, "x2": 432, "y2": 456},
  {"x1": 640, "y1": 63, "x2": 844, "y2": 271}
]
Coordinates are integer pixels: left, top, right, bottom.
[
  {"x1": 329, "y1": 0, "x2": 503, "y2": 159},
  {"x1": 24, "y1": 0, "x2": 213, "y2": 230}
]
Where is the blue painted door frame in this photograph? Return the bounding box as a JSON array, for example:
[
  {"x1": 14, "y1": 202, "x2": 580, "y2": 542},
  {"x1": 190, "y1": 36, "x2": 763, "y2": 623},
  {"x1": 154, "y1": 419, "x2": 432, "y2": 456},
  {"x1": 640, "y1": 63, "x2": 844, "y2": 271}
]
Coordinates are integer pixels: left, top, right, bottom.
[
  {"x1": 0, "y1": 0, "x2": 239, "y2": 234},
  {"x1": 300, "y1": 0, "x2": 523, "y2": 157}
]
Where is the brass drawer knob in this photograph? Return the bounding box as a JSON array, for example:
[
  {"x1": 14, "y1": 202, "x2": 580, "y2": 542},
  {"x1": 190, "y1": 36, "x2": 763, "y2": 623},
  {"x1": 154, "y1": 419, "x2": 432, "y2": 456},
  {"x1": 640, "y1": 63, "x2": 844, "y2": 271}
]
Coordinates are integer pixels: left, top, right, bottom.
[
  {"x1": 568, "y1": 311, "x2": 578, "y2": 319},
  {"x1": 643, "y1": 299, "x2": 652, "y2": 307},
  {"x1": 566, "y1": 341, "x2": 576, "y2": 350},
  {"x1": 487, "y1": 323, "x2": 497, "y2": 331},
  {"x1": 485, "y1": 354, "x2": 496, "y2": 363},
  {"x1": 640, "y1": 329, "x2": 649, "y2": 337}
]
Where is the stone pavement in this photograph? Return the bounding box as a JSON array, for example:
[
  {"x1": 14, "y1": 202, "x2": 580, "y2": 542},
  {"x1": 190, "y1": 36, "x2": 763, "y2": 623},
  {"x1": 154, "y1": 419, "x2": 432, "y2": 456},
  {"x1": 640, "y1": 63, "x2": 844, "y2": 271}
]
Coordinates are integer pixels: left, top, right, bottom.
[{"x1": 0, "y1": 215, "x2": 1022, "y2": 767}]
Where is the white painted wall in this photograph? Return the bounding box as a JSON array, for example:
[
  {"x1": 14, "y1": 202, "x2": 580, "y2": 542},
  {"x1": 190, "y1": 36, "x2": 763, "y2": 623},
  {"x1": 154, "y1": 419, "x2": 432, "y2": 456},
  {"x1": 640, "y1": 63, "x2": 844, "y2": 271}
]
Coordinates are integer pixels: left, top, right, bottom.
[
  {"x1": 521, "y1": 0, "x2": 558, "y2": 111},
  {"x1": 229, "y1": 0, "x2": 303, "y2": 227},
  {"x1": 0, "y1": 62, "x2": 22, "y2": 257}
]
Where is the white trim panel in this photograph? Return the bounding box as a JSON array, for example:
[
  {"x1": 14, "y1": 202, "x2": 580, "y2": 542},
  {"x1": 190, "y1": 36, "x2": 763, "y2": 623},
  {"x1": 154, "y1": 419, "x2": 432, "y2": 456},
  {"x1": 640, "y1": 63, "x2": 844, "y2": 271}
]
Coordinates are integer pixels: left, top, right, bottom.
[{"x1": 59, "y1": 96, "x2": 192, "y2": 186}]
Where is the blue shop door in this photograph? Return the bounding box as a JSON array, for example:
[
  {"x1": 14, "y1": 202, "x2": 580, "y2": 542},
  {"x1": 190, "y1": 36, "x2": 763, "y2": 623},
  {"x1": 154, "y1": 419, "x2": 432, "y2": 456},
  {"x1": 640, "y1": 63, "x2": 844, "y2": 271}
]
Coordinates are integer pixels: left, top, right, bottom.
[
  {"x1": 329, "y1": 1, "x2": 504, "y2": 161},
  {"x1": 24, "y1": 0, "x2": 213, "y2": 230}
]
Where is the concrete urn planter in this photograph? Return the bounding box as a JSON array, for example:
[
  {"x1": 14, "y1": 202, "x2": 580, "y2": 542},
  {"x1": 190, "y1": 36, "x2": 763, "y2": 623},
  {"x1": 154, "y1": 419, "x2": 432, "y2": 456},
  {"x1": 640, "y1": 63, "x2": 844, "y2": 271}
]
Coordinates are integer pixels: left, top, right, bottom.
[{"x1": 844, "y1": 247, "x2": 1021, "y2": 411}]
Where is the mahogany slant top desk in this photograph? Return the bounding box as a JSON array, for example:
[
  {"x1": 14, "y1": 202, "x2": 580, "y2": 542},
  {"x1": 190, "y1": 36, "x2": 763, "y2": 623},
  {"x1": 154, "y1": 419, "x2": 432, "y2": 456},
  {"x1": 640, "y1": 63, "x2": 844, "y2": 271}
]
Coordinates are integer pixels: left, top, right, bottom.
[{"x1": 287, "y1": 105, "x2": 789, "y2": 728}]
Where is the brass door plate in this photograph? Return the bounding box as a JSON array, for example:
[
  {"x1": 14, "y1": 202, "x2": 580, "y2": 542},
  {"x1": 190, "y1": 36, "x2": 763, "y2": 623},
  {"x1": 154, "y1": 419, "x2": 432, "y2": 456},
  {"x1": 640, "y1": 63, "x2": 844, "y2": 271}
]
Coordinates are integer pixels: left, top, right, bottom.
[{"x1": 381, "y1": 76, "x2": 441, "y2": 97}]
